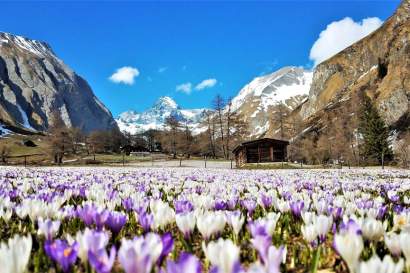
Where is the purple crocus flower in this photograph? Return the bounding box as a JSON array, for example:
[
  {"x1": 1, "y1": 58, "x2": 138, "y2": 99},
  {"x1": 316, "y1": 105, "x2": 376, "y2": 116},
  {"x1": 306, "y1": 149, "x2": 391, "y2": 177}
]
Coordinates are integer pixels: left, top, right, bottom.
[
  {"x1": 261, "y1": 194, "x2": 272, "y2": 209},
  {"x1": 106, "y1": 211, "x2": 127, "y2": 234},
  {"x1": 248, "y1": 221, "x2": 269, "y2": 237},
  {"x1": 290, "y1": 201, "x2": 304, "y2": 218},
  {"x1": 77, "y1": 203, "x2": 96, "y2": 226},
  {"x1": 340, "y1": 219, "x2": 362, "y2": 235},
  {"x1": 227, "y1": 198, "x2": 238, "y2": 210},
  {"x1": 214, "y1": 200, "x2": 228, "y2": 211},
  {"x1": 93, "y1": 209, "x2": 110, "y2": 230},
  {"x1": 88, "y1": 246, "x2": 116, "y2": 273},
  {"x1": 377, "y1": 205, "x2": 388, "y2": 220},
  {"x1": 330, "y1": 207, "x2": 343, "y2": 220},
  {"x1": 123, "y1": 198, "x2": 134, "y2": 211},
  {"x1": 44, "y1": 239, "x2": 79, "y2": 272},
  {"x1": 251, "y1": 235, "x2": 272, "y2": 264},
  {"x1": 158, "y1": 232, "x2": 174, "y2": 265},
  {"x1": 241, "y1": 199, "x2": 257, "y2": 216},
  {"x1": 166, "y1": 252, "x2": 202, "y2": 273},
  {"x1": 138, "y1": 212, "x2": 154, "y2": 232},
  {"x1": 174, "y1": 200, "x2": 194, "y2": 214}
]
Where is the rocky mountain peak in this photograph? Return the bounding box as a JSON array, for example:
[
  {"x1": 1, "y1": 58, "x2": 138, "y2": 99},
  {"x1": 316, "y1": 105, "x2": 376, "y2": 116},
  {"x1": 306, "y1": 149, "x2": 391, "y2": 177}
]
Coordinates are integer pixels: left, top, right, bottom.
[
  {"x1": 230, "y1": 66, "x2": 312, "y2": 136},
  {"x1": 0, "y1": 32, "x2": 117, "y2": 134},
  {"x1": 153, "y1": 96, "x2": 179, "y2": 111},
  {"x1": 116, "y1": 97, "x2": 207, "y2": 135},
  {"x1": 0, "y1": 32, "x2": 56, "y2": 58}
]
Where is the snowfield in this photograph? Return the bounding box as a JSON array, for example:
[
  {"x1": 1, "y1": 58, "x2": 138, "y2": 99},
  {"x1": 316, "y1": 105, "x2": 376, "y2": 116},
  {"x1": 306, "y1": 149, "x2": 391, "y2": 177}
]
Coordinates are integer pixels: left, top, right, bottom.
[{"x1": 1, "y1": 167, "x2": 410, "y2": 273}]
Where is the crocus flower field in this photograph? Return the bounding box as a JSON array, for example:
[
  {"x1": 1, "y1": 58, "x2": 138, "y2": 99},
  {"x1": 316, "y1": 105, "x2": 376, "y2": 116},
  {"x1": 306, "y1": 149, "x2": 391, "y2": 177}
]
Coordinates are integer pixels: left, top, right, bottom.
[{"x1": 1, "y1": 167, "x2": 410, "y2": 273}]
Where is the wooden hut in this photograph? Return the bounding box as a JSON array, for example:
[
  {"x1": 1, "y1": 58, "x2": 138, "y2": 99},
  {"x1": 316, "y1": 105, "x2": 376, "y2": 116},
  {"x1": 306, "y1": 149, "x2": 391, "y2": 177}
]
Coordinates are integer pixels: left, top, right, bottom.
[{"x1": 232, "y1": 138, "x2": 289, "y2": 167}]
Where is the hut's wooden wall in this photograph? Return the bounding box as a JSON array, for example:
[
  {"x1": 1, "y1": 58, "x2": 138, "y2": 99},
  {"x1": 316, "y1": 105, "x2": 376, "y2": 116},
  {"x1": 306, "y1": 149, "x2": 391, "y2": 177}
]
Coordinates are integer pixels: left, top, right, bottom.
[{"x1": 234, "y1": 139, "x2": 288, "y2": 167}]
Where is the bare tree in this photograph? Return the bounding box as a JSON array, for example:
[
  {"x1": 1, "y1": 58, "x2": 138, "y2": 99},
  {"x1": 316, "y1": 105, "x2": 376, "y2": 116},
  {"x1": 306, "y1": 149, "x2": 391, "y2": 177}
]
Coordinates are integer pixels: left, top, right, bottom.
[
  {"x1": 203, "y1": 110, "x2": 216, "y2": 158},
  {"x1": 47, "y1": 112, "x2": 72, "y2": 164},
  {"x1": 165, "y1": 113, "x2": 181, "y2": 159},
  {"x1": 272, "y1": 103, "x2": 290, "y2": 139},
  {"x1": 0, "y1": 144, "x2": 10, "y2": 164},
  {"x1": 395, "y1": 132, "x2": 410, "y2": 168},
  {"x1": 182, "y1": 121, "x2": 194, "y2": 158},
  {"x1": 213, "y1": 94, "x2": 226, "y2": 159}
]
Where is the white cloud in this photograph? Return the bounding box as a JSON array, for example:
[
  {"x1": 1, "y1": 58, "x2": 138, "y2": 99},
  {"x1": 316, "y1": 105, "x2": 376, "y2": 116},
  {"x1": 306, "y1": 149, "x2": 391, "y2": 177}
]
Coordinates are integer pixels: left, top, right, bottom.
[
  {"x1": 109, "y1": 66, "x2": 140, "y2": 85},
  {"x1": 176, "y1": 82, "x2": 192, "y2": 94},
  {"x1": 158, "y1": 67, "x2": 168, "y2": 73},
  {"x1": 195, "y1": 78, "x2": 217, "y2": 90},
  {"x1": 309, "y1": 17, "x2": 383, "y2": 66}
]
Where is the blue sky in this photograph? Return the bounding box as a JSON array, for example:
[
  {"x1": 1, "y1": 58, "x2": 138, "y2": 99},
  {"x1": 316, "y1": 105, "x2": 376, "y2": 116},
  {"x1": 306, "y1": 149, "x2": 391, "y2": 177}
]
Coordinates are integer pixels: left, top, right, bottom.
[{"x1": 1, "y1": 1, "x2": 400, "y2": 116}]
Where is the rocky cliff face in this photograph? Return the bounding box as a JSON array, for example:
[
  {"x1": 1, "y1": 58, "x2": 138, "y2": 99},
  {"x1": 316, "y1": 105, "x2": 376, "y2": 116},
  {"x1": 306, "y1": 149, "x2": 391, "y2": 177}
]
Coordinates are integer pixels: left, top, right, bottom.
[
  {"x1": 0, "y1": 32, "x2": 117, "y2": 133},
  {"x1": 299, "y1": 0, "x2": 410, "y2": 131}
]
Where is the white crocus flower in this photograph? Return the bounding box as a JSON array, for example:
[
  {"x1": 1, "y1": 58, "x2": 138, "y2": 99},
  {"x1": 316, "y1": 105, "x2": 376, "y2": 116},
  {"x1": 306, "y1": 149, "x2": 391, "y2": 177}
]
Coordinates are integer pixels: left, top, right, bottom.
[
  {"x1": 75, "y1": 228, "x2": 109, "y2": 263},
  {"x1": 0, "y1": 234, "x2": 32, "y2": 273},
  {"x1": 119, "y1": 233, "x2": 163, "y2": 273},
  {"x1": 202, "y1": 238, "x2": 240, "y2": 273},
  {"x1": 226, "y1": 211, "x2": 245, "y2": 236},
  {"x1": 399, "y1": 232, "x2": 410, "y2": 271},
  {"x1": 314, "y1": 214, "x2": 333, "y2": 240},
  {"x1": 384, "y1": 233, "x2": 402, "y2": 256},
  {"x1": 265, "y1": 212, "x2": 281, "y2": 234},
  {"x1": 334, "y1": 230, "x2": 364, "y2": 273},
  {"x1": 0, "y1": 208, "x2": 12, "y2": 222},
  {"x1": 150, "y1": 200, "x2": 175, "y2": 229},
  {"x1": 358, "y1": 255, "x2": 403, "y2": 273},
  {"x1": 361, "y1": 217, "x2": 384, "y2": 241},
  {"x1": 197, "y1": 211, "x2": 226, "y2": 240},
  {"x1": 302, "y1": 211, "x2": 316, "y2": 225},
  {"x1": 301, "y1": 223, "x2": 318, "y2": 244},
  {"x1": 393, "y1": 213, "x2": 410, "y2": 232},
  {"x1": 37, "y1": 218, "x2": 61, "y2": 241},
  {"x1": 176, "y1": 211, "x2": 196, "y2": 237}
]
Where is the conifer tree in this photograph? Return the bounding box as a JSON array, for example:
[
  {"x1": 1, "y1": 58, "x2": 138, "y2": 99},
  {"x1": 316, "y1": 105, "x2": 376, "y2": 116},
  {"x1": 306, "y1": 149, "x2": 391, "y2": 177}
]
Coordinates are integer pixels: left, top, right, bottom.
[{"x1": 358, "y1": 93, "x2": 393, "y2": 165}]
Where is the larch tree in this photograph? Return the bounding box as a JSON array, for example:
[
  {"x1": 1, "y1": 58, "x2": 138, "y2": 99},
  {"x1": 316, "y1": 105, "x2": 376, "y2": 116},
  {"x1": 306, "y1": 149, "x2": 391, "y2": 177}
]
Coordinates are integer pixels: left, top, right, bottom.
[{"x1": 358, "y1": 93, "x2": 393, "y2": 166}]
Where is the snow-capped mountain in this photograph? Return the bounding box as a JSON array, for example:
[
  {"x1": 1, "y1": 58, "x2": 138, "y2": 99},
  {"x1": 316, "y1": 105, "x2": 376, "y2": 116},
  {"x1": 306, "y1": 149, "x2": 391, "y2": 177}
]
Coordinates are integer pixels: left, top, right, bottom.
[
  {"x1": 231, "y1": 66, "x2": 313, "y2": 136},
  {"x1": 116, "y1": 97, "x2": 207, "y2": 135}
]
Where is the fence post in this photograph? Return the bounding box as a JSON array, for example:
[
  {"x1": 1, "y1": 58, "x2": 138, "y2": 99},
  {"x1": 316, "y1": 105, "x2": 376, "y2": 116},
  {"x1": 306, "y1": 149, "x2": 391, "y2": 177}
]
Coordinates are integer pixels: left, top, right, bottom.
[
  {"x1": 230, "y1": 159, "x2": 233, "y2": 169},
  {"x1": 123, "y1": 153, "x2": 125, "y2": 166},
  {"x1": 180, "y1": 158, "x2": 182, "y2": 167},
  {"x1": 205, "y1": 156, "x2": 207, "y2": 168},
  {"x1": 24, "y1": 155, "x2": 27, "y2": 167}
]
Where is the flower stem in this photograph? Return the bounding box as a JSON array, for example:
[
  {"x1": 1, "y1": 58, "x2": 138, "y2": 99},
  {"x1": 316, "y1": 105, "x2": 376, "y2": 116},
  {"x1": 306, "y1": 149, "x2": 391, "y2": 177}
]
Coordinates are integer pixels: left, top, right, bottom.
[{"x1": 311, "y1": 246, "x2": 321, "y2": 273}]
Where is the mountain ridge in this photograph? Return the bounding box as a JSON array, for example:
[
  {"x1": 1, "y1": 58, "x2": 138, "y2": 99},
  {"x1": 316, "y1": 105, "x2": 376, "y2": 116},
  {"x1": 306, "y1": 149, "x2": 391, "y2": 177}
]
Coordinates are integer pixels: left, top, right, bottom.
[
  {"x1": 0, "y1": 31, "x2": 117, "y2": 135},
  {"x1": 116, "y1": 96, "x2": 208, "y2": 135}
]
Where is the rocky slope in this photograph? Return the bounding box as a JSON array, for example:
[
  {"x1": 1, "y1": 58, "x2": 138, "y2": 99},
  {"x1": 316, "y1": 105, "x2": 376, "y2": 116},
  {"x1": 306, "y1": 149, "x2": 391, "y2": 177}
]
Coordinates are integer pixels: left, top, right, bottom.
[
  {"x1": 231, "y1": 66, "x2": 312, "y2": 136},
  {"x1": 0, "y1": 32, "x2": 117, "y2": 134},
  {"x1": 298, "y1": 0, "x2": 410, "y2": 134},
  {"x1": 116, "y1": 96, "x2": 207, "y2": 135}
]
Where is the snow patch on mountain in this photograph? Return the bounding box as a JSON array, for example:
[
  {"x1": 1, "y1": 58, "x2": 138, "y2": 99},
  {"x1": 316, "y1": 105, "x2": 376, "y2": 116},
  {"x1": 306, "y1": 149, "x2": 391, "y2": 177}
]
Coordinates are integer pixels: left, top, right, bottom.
[
  {"x1": 16, "y1": 105, "x2": 35, "y2": 131},
  {"x1": 231, "y1": 66, "x2": 313, "y2": 137},
  {"x1": 0, "y1": 32, "x2": 55, "y2": 58},
  {"x1": 116, "y1": 97, "x2": 207, "y2": 135},
  {"x1": 232, "y1": 66, "x2": 313, "y2": 112}
]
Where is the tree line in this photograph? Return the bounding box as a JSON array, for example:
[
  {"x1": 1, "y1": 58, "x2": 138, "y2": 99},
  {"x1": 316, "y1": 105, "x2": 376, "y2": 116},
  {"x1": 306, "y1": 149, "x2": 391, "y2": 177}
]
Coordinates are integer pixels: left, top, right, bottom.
[
  {"x1": 45, "y1": 94, "x2": 249, "y2": 163},
  {"x1": 4, "y1": 90, "x2": 407, "y2": 167}
]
